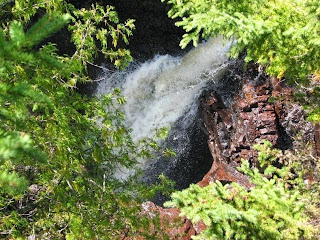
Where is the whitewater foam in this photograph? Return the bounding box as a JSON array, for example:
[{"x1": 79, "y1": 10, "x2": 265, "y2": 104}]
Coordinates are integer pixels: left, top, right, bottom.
[{"x1": 96, "y1": 37, "x2": 231, "y2": 142}]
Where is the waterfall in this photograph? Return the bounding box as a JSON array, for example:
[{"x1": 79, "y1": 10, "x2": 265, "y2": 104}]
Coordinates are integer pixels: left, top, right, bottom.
[{"x1": 95, "y1": 37, "x2": 232, "y2": 180}]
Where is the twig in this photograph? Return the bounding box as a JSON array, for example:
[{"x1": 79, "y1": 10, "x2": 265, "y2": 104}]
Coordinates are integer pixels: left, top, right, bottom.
[{"x1": 86, "y1": 61, "x2": 115, "y2": 73}]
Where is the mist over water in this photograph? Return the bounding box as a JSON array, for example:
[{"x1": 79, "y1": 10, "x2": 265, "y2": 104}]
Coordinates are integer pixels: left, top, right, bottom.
[{"x1": 95, "y1": 37, "x2": 232, "y2": 179}]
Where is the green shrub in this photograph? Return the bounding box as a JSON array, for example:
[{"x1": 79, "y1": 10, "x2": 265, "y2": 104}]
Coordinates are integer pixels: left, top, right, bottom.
[{"x1": 165, "y1": 142, "x2": 315, "y2": 240}]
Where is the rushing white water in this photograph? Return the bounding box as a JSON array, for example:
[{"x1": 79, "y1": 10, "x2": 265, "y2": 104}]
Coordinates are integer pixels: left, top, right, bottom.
[
  {"x1": 96, "y1": 37, "x2": 231, "y2": 141},
  {"x1": 96, "y1": 37, "x2": 231, "y2": 179}
]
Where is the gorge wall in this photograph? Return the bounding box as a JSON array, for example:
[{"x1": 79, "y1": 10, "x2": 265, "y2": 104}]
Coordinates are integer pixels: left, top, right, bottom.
[{"x1": 134, "y1": 63, "x2": 318, "y2": 239}]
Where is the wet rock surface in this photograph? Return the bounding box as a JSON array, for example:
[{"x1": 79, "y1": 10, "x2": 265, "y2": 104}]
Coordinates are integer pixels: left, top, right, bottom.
[
  {"x1": 197, "y1": 70, "x2": 317, "y2": 188},
  {"x1": 196, "y1": 81, "x2": 274, "y2": 188},
  {"x1": 140, "y1": 64, "x2": 319, "y2": 239}
]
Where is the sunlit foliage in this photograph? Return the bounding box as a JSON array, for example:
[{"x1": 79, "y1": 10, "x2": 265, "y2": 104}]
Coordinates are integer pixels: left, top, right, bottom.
[
  {"x1": 163, "y1": 0, "x2": 320, "y2": 82},
  {"x1": 0, "y1": 2, "x2": 172, "y2": 239},
  {"x1": 165, "y1": 141, "x2": 316, "y2": 240}
]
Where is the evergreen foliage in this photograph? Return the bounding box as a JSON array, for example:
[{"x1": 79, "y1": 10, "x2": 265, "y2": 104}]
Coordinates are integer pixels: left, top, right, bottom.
[
  {"x1": 0, "y1": 3, "x2": 172, "y2": 239},
  {"x1": 165, "y1": 141, "x2": 315, "y2": 240},
  {"x1": 2, "y1": 0, "x2": 135, "y2": 71},
  {"x1": 162, "y1": 0, "x2": 320, "y2": 82}
]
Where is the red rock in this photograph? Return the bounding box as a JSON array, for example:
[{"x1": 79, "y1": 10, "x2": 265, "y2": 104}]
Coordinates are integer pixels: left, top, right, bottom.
[
  {"x1": 314, "y1": 123, "x2": 320, "y2": 157},
  {"x1": 258, "y1": 103, "x2": 274, "y2": 111},
  {"x1": 257, "y1": 95, "x2": 270, "y2": 103},
  {"x1": 238, "y1": 99, "x2": 251, "y2": 111},
  {"x1": 128, "y1": 202, "x2": 199, "y2": 240},
  {"x1": 140, "y1": 76, "x2": 315, "y2": 239},
  {"x1": 198, "y1": 161, "x2": 254, "y2": 189},
  {"x1": 260, "y1": 128, "x2": 273, "y2": 135},
  {"x1": 240, "y1": 112, "x2": 251, "y2": 120}
]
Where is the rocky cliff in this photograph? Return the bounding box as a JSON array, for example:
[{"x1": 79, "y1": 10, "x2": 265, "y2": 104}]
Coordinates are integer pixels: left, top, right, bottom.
[{"x1": 132, "y1": 63, "x2": 318, "y2": 239}]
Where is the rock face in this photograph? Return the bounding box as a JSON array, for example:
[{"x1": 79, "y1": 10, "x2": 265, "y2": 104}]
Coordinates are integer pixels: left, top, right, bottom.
[
  {"x1": 139, "y1": 69, "x2": 318, "y2": 239},
  {"x1": 197, "y1": 79, "x2": 280, "y2": 188},
  {"x1": 141, "y1": 201, "x2": 199, "y2": 239},
  {"x1": 197, "y1": 75, "x2": 316, "y2": 189}
]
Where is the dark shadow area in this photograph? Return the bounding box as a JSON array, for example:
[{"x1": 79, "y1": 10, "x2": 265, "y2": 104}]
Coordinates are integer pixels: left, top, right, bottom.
[
  {"x1": 275, "y1": 122, "x2": 293, "y2": 151},
  {"x1": 143, "y1": 108, "x2": 214, "y2": 205},
  {"x1": 106, "y1": 0, "x2": 190, "y2": 61}
]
